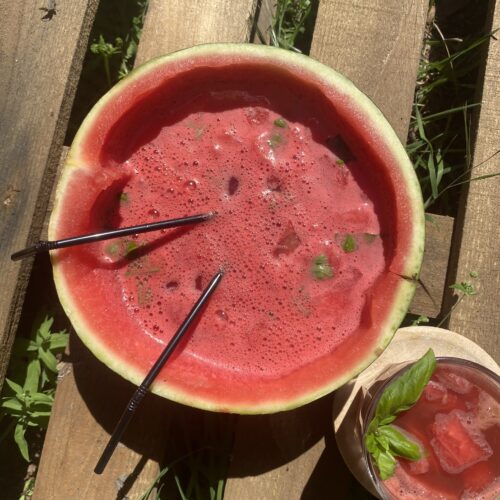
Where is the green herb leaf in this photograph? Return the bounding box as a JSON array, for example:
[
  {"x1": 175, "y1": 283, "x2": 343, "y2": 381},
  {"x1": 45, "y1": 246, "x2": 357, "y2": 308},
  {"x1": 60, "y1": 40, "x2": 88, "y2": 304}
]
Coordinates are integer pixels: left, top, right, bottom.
[
  {"x1": 1, "y1": 398, "x2": 23, "y2": 412},
  {"x1": 24, "y1": 359, "x2": 41, "y2": 393},
  {"x1": 5, "y1": 378, "x2": 23, "y2": 395},
  {"x1": 14, "y1": 423, "x2": 29, "y2": 462},
  {"x1": 374, "y1": 349, "x2": 436, "y2": 423},
  {"x1": 378, "y1": 425, "x2": 421, "y2": 460},
  {"x1": 335, "y1": 159, "x2": 345, "y2": 165},
  {"x1": 411, "y1": 315, "x2": 429, "y2": 326},
  {"x1": 268, "y1": 133, "x2": 283, "y2": 149},
  {"x1": 311, "y1": 254, "x2": 333, "y2": 280},
  {"x1": 450, "y1": 281, "x2": 477, "y2": 296},
  {"x1": 119, "y1": 192, "x2": 129, "y2": 203},
  {"x1": 365, "y1": 349, "x2": 436, "y2": 480},
  {"x1": 377, "y1": 451, "x2": 397, "y2": 480},
  {"x1": 342, "y1": 234, "x2": 357, "y2": 253},
  {"x1": 274, "y1": 118, "x2": 287, "y2": 128},
  {"x1": 125, "y1": 240, "x2": 140, "y2": 257}
]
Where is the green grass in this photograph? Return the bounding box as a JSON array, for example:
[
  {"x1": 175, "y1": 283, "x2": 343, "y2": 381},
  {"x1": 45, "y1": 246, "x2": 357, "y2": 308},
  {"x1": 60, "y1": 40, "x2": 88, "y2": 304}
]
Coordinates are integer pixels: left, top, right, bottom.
[
  {"x1": 0, "y1": 317, "x2": 68, "y2": 462},
  {"x1": 406, "y1": 9, "x2": 499, "y2": 214}
]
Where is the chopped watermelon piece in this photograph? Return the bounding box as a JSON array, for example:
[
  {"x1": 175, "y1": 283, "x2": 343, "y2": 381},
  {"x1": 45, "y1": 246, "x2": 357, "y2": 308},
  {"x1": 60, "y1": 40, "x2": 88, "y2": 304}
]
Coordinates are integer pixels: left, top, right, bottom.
[{"x1": 430, "y1": 410, "x2": 493, "y2": 474}]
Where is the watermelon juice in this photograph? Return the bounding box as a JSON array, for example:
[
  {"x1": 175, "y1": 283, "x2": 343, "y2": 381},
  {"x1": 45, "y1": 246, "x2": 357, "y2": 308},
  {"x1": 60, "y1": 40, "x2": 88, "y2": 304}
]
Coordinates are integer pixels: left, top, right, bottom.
[
  {"x1": 364, "y1": 358, "x2": 500, "y2": 499},
  {"x1": 95, "y1": 77, "x2": 388, "y2": 378},
  {"x1": 50, "y1": 46, "x2": 424, "y2": 411}
]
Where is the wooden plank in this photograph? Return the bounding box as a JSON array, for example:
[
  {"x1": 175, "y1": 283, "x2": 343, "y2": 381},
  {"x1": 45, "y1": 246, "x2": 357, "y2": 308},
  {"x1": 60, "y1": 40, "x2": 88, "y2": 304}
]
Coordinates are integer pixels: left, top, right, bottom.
[
  {"x1": 0, "y1": 0, "x2": 99, "y2": 388},
  {"x1": 225, "y1": 1, "x2": 429, "y2": 498},
  {"x1": 448, "y1": 0, "x2": 500, "y2": 362},
  {"x1": 410, "y1": 214, "x2": 454, "y2": 318},
  {"x1": 310, "y1": 0, "x2": 427, "y2": 142},
  {"x1": 135, "y1": 0, "x2": 258, "y2": 63},
  {"x1": 311, "y1": 0, "x2": 452, "y2": 317},
  {"x1": 35, "y1": 3, "x2": 260, "y2": 499},
  {"x1": 33, "y1": 337, "x2": 171, "y2": 500}
]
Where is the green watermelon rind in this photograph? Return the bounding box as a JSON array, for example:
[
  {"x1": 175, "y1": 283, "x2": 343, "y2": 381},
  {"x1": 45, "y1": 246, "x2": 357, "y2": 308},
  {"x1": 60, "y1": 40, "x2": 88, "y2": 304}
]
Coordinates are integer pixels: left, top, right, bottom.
[{"x1": 49, "y1": 43, "x2": 424, "y2": 414}]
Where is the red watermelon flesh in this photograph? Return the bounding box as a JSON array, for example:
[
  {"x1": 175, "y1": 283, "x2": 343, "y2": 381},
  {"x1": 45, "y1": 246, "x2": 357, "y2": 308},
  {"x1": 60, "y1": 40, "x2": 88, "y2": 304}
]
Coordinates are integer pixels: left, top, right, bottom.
[{"x1": 49, "y1": 45, "x2": 424, "y2": 413}]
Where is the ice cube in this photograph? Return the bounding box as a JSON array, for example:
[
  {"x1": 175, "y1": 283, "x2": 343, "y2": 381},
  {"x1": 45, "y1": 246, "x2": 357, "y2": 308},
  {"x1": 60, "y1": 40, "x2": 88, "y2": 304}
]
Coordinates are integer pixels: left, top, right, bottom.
[
  {"x1": 424, "y1": 380, "x2": 449, "y2": 403},
  {"x1": 408, "y1": 456, "x2": 430, "y2": 475},
  {"x1": 474, "y1": 390, "x2": 500, "y2": 431},
  {"x1": 436, "y1": 370, "x2": 473, "y2": 394},
  {"x1": 430, "y1": 410, "x2": 493, "y2": 474},
  {"x1": 333, "y1": 266, "x2": 363, "y2": 291},
  {"x1": 273, "y1": 223, "x2": 301, "y2": 257},
  {"x1": 244, "y1": 106, "x2": 270, "y2": 125}
]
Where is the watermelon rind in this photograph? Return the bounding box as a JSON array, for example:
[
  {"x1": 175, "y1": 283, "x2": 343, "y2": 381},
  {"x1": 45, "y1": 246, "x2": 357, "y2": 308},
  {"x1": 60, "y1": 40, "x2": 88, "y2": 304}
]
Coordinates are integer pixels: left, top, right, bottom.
[{"x1": 49, "y1": 43, "x2": 425, "y2": 414}]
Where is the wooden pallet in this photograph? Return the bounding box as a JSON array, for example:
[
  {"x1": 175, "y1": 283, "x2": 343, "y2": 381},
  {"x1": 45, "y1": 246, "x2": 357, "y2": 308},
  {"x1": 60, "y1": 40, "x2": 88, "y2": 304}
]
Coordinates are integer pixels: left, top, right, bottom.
[{"x1": 0, "y1": 0, "x2": 497, "y2": 498}]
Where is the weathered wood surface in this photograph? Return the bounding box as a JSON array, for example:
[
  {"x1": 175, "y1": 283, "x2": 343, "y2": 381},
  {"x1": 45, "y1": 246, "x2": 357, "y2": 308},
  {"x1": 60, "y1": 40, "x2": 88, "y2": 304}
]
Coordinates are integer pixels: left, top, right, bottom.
[
  {"x1": 448, "y1": 0, "x2": 500, "y2": 363},
  {"x1": 411, "y1": 214, "x2": 454, "y2": 318},
  {"x1": 136, "y1": 0, "x2": 257, "y2": 62},
  {"x1": 33, "y1": 337, "x2": 170, "y2": 500},
  {"x1": 0, "y1": 0, "x2": 99, "y2": 389},
  {"x1": 34, "y1": 1, "x2": 258, "y2": 498},
  {"x1": 28, "y1": 0, "x2": 498, "y2": 499},
  {"x1": 225, "y1": 1, "x2": 429, "y2": 498}
]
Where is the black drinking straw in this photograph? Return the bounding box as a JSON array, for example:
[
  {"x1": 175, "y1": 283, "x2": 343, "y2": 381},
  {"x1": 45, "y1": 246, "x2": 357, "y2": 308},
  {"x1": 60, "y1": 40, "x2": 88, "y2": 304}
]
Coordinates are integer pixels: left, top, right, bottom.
[
  {"x1": 10, "y1": 212, "x2": 214, "y2": 261},
  {"x1": 94, "y1": 269, "x2": 224, "y2": 475}
]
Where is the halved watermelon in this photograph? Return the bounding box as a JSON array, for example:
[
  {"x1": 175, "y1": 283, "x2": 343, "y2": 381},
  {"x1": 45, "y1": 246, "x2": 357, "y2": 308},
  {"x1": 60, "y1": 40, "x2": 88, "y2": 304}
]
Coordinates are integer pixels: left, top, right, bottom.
[{"x1": 49, "y1": 44, "x2": 425, "y2": 413}]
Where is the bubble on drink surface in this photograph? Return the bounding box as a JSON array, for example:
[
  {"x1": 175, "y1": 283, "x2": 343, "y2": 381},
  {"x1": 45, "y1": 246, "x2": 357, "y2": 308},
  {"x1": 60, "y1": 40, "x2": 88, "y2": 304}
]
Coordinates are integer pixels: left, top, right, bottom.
[{"x1": 430, "y1": 410, "x2": 493, "y2": 474}]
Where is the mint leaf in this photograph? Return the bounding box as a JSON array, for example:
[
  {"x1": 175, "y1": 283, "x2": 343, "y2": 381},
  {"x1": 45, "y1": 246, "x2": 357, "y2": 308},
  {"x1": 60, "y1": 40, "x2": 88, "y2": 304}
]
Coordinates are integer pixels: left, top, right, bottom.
[
  {"x1": 311, "y1": 254, "x2": 333, "y2": 280},
  {"x1": 268, "y1": 133, "x2": 283, "y2": 149},
  {"x1": 342, "y1": 234, "x2": 357, "y2": 253},
  {"x1": 274, "y1": 118, "x2": 287, "y2": 128},
  {"x1": 365, "y1": 349, "x2": 436, "y2": 480}
]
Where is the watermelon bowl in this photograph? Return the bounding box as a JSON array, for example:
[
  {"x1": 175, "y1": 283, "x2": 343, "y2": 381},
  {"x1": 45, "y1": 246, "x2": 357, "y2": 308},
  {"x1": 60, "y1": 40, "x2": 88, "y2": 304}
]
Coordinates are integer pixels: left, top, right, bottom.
[{"x1": 49, "y1": 43, "x2": 425, "y2": 414}]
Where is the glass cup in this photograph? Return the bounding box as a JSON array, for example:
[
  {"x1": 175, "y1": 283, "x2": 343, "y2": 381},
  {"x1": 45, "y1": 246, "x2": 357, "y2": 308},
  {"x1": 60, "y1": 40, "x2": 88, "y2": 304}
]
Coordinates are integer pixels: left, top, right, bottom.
[{"x1": 359, "y1": 357, "x2": 500, "y2": 500}]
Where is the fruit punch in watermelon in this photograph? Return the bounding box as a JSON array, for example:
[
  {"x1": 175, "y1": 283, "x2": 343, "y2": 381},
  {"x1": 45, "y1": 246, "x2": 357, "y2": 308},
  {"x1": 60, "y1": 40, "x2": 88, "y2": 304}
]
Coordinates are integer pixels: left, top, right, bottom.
[
  {"x1": 365, "y1": 358, "x2": 500, "y2": 499},
  {"x1": 49, "y1": 44, "x2": 425, "y2": 413}
]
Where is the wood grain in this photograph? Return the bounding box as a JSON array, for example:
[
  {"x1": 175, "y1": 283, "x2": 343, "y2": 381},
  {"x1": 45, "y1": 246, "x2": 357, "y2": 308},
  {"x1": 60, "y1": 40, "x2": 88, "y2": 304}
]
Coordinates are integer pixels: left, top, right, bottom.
[
  {"x1": 0, "y1": 0, "x2": 99, "y2": 388},
  {"x1": 310, "y1": 0, "x2": 428, "y2": 142},
  {"x1": 410, "y1": 214, "x2": 454, "y2": 318},
  {"x1": 448, "y1": 0, "x2": 500, "y2": 362},
  {"x1": 226, "y1": 1, "x2": 429, "y2": 498},
  {"x1": 135, "y1": 0, "x2": 257, "y2": 64},
  {"x1": 35, "y1": 2, "x2": 261, "y2": 499},
  {"x1": 33, "y1": 337, "x2": 170, "y2": 500}
]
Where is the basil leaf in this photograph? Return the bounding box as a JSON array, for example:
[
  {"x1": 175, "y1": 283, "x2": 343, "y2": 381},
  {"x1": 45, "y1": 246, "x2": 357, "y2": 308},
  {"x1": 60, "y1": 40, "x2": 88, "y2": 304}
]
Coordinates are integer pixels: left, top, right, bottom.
[
  {"x1": 378, "y1": 425, "x2": 421, "y2": 461},
  {"x1": 375, "y1": 349, "x2": 436, "y2": 422},
  {"x1": 365, "y1": 349, "x2": 436, "y2": 480},
  {"x1": 377, "y1": 450, "x2": 396, "y2": 480}
]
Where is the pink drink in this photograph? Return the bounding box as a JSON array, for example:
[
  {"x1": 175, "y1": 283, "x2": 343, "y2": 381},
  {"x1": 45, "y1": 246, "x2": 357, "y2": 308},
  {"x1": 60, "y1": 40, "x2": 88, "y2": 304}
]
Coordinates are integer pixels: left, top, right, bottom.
[
  {"x1": 52, "y1": 52, "x2": 423, "y2": 409},
  {"x1": 366, "y1": 359, "x2": 500, "y2": 499}
]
